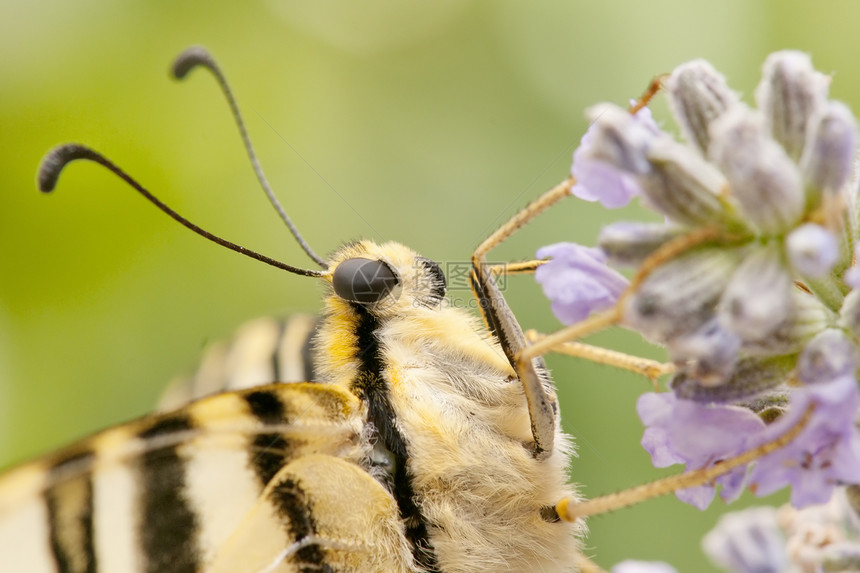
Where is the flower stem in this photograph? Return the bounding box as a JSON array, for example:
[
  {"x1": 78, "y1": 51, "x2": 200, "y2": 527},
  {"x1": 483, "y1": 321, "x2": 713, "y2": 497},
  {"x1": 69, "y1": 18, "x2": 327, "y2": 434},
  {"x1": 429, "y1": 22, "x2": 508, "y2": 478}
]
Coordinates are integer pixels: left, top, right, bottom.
[{"x1": 556, "y1": 404, "x2": 815, "y2": 521}]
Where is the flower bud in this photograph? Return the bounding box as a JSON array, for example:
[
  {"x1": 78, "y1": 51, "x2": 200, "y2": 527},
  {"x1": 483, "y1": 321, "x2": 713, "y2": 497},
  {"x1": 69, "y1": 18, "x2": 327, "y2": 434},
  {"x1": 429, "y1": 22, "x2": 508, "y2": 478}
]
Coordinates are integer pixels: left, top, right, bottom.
[
  {"x1": 718, "y1": 243, "x2": 794, "y2": 341},
  {"x1": 667, "y1": 59, "x2": 739, "y2": 154},
  {"x1": 667, "y1": 319, "x2": 741, "y2": 386},
  {"x1": 755, "y1": 50, "x2": 830, "y2": 160},
  {"x1": 702, "y1": 507, "x2": 788, "y2": 573},
  {"x1": 598, "y1": 221, "x2": 686, "y2": 267},
  {"x1": 582, "y1": 103, "x2": 656, "y2": 175},
  {"x1": 671, "y1": 355, "x2": 795, "y2": 404},
  {"x1": 572, "y1": 106, "x2": 658, "y2": 208},
  {"x1": 801, "y1": 100, "x2": 858, "y2": 196},
  {"x1": 786, "y1": 223, "x2": 839, "y2": 278},
  {"x1": 709, "y1": 107, "x2": 805, "y2": 234},
  {"x1": 740, "y1": 285, "x2": 834, "y2": 356},
  {"x1": 623, "y1": 248, "x2": 741, "y2": 342},
  {"x1": 639, "y1": 137, "x2": 730, "y2": 226}
]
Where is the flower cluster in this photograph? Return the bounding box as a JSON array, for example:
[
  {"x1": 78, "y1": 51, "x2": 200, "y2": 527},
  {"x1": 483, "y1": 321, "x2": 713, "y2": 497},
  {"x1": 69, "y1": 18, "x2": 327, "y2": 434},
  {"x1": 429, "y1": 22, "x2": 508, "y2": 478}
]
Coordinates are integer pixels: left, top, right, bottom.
[{"x1": 537, "y1": 50, "x2": 860, "y2": 568}]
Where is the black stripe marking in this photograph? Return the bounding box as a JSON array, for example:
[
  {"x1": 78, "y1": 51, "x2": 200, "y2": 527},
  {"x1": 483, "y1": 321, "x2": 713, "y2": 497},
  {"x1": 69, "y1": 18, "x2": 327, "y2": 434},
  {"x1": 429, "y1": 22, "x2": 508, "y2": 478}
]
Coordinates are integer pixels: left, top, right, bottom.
[
  {"x1": 137, "y1": 414, "x2": 200, "y2": 573},
  {"x1": 245, "y1": 390, "x2": 293, "y2": 486},
  {"x1": 45, "y1": 450, "x2": 97, "y2": 573},
  {"x1": 269, "y1": 478, "x2": 331, "y2": 572},
  {"x1": 348, "y1": 303, "x2": 439, "y2": 572}
]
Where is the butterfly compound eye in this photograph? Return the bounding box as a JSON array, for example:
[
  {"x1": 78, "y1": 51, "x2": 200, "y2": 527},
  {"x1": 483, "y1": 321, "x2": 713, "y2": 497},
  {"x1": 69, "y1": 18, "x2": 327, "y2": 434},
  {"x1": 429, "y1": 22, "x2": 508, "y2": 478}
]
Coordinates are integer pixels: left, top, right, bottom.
[{"x1": 332, "y1": 258, "x2": 400, "y2": 304}]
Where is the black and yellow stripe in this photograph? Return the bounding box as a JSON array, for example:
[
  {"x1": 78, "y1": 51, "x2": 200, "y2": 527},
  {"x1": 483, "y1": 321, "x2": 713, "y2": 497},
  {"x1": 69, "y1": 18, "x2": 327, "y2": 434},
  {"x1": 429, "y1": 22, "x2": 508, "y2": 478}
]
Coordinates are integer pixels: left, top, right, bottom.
[
  {"x1": 0, "y1": 384, "x2": 371, "y2": 572},
  {"x1": 136, "y1": 414, "x2": 200, "y2": 573},
  {"x1": 45, "y1": 451, "x2": 97, "y2": 573}
]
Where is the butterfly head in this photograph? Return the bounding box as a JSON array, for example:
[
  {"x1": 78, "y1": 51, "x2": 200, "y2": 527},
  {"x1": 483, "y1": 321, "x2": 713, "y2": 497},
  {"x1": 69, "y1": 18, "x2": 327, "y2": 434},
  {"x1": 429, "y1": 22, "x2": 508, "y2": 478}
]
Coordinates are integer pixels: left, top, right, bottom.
[{"x1": 325, "y1": 241, "x2": 447, "y2": 316}]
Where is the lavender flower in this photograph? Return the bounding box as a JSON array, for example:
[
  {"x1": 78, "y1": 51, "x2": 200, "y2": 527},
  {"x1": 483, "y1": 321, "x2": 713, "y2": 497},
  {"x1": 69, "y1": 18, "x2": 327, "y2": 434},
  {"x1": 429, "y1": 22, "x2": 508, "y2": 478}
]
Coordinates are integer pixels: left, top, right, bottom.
[
  {"x1": 701, "y1": 507, "x2": 788, "y2": 573},
  {"x1": 637, "y1": 391, "x2": 765, "y2": 509},
  {"x1": 535, "y1": 242, "x2": 629, "y2": 325},
  {"x1": 571, "y1": 104, "x2": 659, "y2": 208},
  {"x1": 709, "y1": 489, "x2": 860, "y2": 573},
  {"x1": 539, "y1": 48, "x2": 860, "y2": 569}
]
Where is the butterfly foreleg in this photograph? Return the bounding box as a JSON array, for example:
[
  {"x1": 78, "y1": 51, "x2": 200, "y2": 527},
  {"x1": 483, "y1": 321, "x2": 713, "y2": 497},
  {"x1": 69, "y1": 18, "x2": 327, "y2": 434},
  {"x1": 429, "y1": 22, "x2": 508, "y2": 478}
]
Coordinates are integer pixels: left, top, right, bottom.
[{"x1": 469, "y1": 179, "x2": 574, "y2": 459}]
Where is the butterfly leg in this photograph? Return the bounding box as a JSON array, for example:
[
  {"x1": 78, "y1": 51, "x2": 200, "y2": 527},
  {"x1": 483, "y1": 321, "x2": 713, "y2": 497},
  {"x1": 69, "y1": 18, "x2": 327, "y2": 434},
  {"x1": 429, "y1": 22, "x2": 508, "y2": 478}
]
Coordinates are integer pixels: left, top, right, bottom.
[
  {"x1": 469, "y1": 179, "x2": 574, "y2": 459},
  {"x1": 525, "y1": 330, "x2": 674, "y2": 385},
  {"x1": 483, "y1": 260, "x2": 675, "y2": 383}
]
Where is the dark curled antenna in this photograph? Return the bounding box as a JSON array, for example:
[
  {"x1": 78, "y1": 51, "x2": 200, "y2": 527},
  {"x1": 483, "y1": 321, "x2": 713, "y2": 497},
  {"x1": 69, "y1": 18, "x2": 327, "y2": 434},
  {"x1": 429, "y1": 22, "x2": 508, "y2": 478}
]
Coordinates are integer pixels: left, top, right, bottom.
[
  {"x1": 37, "y1": 143, "x2": 326, "y2": 279},
  {"x1": 171, "y1": 45, "x2": 327, "y2": 269}
]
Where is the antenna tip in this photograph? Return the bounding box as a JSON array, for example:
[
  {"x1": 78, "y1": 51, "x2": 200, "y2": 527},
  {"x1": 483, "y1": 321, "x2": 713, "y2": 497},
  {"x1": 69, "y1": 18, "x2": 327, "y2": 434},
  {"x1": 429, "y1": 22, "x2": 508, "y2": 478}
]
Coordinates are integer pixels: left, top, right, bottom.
[
  {"x1": 171, "y1": 45, "x2": 217, "y2": 80},
  {"x1": 37, "y1": 144, "x2": 91, "y2": 193}
]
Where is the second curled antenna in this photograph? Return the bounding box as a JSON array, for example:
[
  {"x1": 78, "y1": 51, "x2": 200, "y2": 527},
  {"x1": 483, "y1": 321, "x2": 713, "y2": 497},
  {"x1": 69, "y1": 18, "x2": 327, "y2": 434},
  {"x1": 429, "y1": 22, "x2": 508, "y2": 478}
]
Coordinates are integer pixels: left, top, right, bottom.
[{"x1": 171, "y1": 45, "x2": 327, "y2": 269}]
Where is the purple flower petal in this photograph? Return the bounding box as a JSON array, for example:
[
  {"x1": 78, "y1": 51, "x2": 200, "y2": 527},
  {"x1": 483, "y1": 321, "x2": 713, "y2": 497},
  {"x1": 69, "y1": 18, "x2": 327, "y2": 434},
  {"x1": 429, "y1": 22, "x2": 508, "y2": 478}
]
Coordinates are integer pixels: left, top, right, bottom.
[
  {"x1": 571, "y1": 158, "x2": 643, "y2": 208},
  {"x1": 675, "y1": 484, "x2": 719, "y2": 510},
  {"x1": 748, "y1": 376, "x2": 860, "y2": 508},
  {"x1": 535, "y1": 243, "x2": 629, "y2": 325},
  {"x1": 637, "y1": 391, "x2": 766, "y2": 509}
]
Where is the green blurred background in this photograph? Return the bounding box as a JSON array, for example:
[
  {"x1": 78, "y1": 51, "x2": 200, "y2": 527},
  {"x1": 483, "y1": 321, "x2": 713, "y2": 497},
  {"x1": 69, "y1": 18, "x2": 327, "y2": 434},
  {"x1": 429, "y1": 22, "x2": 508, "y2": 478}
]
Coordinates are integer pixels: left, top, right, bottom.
[{"x1": 2, "y1": 1, "x2": 859, "y2": 570}]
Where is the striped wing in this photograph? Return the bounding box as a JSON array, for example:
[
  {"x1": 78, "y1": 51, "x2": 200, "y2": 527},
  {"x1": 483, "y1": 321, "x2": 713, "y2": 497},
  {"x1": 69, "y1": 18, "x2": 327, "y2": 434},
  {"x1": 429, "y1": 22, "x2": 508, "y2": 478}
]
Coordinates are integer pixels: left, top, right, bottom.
[
  {"x1": 0, "y1": 383, "x2": 407, "y2": 572},
  {"x1": 158, "y1": 315, "x2": 319, "y2": 412}
]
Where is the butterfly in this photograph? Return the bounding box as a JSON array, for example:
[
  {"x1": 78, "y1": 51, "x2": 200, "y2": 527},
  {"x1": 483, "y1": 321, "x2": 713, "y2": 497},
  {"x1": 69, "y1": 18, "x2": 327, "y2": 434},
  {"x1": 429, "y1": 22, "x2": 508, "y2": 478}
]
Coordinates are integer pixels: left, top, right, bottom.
[{"x1": 0, "y1": 46, "x2": 590, "y2": 573}]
